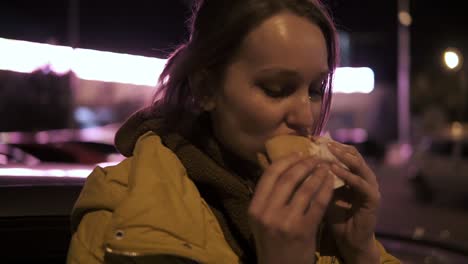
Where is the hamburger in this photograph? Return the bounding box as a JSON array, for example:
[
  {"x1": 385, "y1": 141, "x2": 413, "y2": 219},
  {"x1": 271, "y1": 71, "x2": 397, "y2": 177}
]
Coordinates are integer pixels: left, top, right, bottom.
[{"x1": 257, "y1": 134, "x2": 346, "y2": 189}]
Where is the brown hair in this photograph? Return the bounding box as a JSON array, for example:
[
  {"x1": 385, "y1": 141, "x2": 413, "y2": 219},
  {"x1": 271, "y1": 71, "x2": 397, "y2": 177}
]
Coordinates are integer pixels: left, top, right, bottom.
[{"x1": 151, "y1": 0, "x2": 338, "y2": 135}]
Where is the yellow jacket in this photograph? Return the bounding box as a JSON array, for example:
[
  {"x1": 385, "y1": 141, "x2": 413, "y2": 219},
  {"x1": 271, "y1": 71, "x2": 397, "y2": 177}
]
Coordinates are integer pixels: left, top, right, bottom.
[{"x1": 67, "y1": 131, "x2": 400, "y2": 263}]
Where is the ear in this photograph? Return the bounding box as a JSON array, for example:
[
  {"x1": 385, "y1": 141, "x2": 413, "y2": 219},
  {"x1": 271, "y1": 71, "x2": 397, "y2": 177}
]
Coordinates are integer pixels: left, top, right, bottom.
[{"x1": 189, "y1": 70, "x2": 217, "y2": 112}]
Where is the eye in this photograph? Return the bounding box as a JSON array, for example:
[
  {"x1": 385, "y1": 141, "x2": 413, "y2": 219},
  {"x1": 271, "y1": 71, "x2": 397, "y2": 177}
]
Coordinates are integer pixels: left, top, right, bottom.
[
  {"x1": 308, "y1": 79, "x2": 326, "y2": 100},
  {"x1": 257, "y1": 82, "x2": 296, "y2": 98}
]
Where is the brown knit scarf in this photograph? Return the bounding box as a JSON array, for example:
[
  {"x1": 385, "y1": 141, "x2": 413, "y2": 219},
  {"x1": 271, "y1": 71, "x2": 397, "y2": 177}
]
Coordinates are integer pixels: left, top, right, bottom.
[{"x1": 160, "y1": 130, "x2": 258, "y2": 262}]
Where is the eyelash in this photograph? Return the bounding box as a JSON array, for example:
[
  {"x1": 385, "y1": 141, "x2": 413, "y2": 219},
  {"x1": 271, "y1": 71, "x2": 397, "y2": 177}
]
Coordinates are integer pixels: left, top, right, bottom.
[
  {"x1": 259, "y1": 84, "x2": 292, "y2": 98},
  {"x1": 309, "y1": 80, "x2": 326, "y2": 99},
  {"x1": 259, "y1": 81, "x2": 326, "y2": 100}
]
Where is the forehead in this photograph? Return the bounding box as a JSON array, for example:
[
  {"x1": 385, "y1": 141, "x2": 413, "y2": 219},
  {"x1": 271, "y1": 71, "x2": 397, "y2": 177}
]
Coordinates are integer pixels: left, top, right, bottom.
[{"x1": 237, "y1": 12, "x2": 329, "y2": 77}]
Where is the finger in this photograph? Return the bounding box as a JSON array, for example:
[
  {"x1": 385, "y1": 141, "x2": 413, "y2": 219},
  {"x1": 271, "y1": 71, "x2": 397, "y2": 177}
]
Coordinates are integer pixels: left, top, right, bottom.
[
  {"x1": 338, "y1": 151, "x2": 376, "y2": 185},
  {"x1": 327, "y1": 143, "x2": 376, "y2": 185},
  {"x1": 250, "y1": 152, "x2": 304, "y2": 214},
  {"x1": 287, "y1": 165, "x2": 330, "y2": 216},
  {"x1": 266, "y1": 159, "x2": 324, "y2": 213},
  {"x1": 331, "y1": 163, "x2": 380, "y2": 208},
  {"x1": 302, "y1": 167, "x2": 334, "y2": 224},
  {"x1": 327, "y1": 141, "x2": 361, "y2": 158},
  {"x1": 327, "y1": 142, "x2": 361, "y2": 167}
]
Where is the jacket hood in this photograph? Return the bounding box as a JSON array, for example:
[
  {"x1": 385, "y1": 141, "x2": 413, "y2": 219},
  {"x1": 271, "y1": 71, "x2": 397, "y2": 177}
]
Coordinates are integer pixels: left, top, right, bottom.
[
  {"x1": 114, "y1": 107, "x2": 164, "y2": 157},
  {"x1": 70, "y1": 132, "x2": 240, "y2": 263}
]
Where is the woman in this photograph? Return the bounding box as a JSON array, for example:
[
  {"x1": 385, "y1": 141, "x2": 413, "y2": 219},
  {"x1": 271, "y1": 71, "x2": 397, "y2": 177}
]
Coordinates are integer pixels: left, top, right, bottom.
[{"x1": 68, "y1": 0, "x2": 400, "y2": 263}]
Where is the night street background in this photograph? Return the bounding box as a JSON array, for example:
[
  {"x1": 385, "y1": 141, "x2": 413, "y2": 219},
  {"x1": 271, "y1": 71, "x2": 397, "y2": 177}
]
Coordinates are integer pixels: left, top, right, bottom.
[{"x1": 1, "y1": 0, "x2": 468, "y2": 262}]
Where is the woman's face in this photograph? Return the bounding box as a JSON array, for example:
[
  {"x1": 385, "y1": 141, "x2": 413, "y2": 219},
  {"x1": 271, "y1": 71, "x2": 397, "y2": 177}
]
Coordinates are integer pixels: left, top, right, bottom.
[{"x1": 207, "y1": 12, "x2": 329, "y2": 163}]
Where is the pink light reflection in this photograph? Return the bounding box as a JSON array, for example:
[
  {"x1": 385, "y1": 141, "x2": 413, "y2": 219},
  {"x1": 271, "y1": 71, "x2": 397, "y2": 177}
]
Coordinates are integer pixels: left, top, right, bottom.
[
  {"x1": 0, "y1": 37, "x2": 72, "y2": 74},
  {"x1": 333, "y1": 67, "x2": 374, "y2": 94},
  {"x1": 0, "y1": 161, "x2": 120, "y2": 178},
  {"x1": 0, "y1": 168, "x2": 91, "y2": 178},
  {"x1": 72, "y1": 48, "x2": 166, "y2": 86},
  {"x1": 0, "y1": 38, "x2": 374, "y2": 93},
  {"x1": 334, "y1": 128, "x2": 368, "y2": 143},
  {"x1": 96, "y1": 161, "x2": 119, "y2": 168}
]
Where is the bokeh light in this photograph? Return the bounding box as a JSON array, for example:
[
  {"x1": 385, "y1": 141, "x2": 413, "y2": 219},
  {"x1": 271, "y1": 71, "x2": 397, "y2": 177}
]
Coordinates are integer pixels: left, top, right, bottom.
[{"x1": 443, "y1": 48, "x2": 463, "y2": 70}]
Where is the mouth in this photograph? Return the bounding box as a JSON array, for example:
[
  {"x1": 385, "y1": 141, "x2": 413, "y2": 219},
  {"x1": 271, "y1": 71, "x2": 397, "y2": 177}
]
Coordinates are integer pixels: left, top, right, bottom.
[{"x1": 284, "y1": 130, "x2": 312, "y2": 137}]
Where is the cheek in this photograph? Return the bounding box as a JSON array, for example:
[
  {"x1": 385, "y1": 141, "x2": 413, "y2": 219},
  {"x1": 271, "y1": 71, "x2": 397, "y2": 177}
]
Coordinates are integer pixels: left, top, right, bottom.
[
  {"x1": 308, "y1": 102, "x2": 323, "y2": 132},
  {"x1": 218, "y1": 64, "x2": 283, "y2": 134},
  {"x1": 212, "y1": 90, "x2": 284, "y2": 157},
  {"x1": 312, "y1": 102, "x2": 322, "y2": 122},
  {"x1": 230, "y1": 92, "x2": 283, "y2": 133}
]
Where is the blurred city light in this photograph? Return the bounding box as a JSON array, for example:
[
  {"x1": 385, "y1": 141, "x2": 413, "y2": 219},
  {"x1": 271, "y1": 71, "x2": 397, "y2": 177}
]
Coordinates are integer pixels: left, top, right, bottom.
[
  {"x1": 72, "y1": 48, "x2": 166, "y2": 86},
  {"x1": 333, "y1": 128, "x2": 368, "y2": 143},
  {"x1": 0, "y1": 160, "x2": 121, "y2": 177},
  {"x1": 333, "y1": 67, "x2": 375, "y2": 93},
  {"x1": 451, "y1": 121, "x2": 463, "y2": 138},
  {"x1": 443, "y1": 48, "x2": 463, "y2": 70},
  {"x1": 398, "y1": 11, "x2": 412, "y2": 26},
  {"x1": 0, "y1": 37, "x2": 165, "y2": 86},
  {"x1": 0, "y1": 167, "x2": 91, "y2": 178},
  {"x1": 0, "y1": 37, "x2": 374, "y2": 93},
  {"x1": 0, "y1": 37, "x2": 73, "y2": 74}
]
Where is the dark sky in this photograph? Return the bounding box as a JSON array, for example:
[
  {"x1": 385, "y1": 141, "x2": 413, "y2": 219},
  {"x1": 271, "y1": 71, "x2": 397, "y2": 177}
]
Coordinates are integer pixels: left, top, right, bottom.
[{"x1": 0, "y1": 0, "x2": 467, "y2": 84}]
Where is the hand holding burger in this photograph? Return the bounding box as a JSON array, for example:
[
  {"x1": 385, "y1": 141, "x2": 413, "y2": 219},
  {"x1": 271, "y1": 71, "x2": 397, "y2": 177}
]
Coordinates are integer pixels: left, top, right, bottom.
[{"x1": 249, "y1": 134, "x2": 382, "y2": 264}]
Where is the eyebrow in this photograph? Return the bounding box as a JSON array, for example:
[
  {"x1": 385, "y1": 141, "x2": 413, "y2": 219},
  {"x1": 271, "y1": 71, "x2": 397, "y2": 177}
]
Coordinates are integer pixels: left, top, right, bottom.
[{"x1": 256, "y1": 67, "x2": 329, "y2": 82}]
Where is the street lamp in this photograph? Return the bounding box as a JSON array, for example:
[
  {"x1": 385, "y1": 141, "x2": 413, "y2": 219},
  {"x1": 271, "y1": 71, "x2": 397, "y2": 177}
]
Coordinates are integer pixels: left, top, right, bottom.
[
  {"x1": 443, "y1": 48, "x2": 463, "y2": 71},
  {"x1": 443, "y1": 47, "x2": 466, "y2": 121},
  {"x1": 397, "y1": 0, "x2": 411, "y2": 144}
]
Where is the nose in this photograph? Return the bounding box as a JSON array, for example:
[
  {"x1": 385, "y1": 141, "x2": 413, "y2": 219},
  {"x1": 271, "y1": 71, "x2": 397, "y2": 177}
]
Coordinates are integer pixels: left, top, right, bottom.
[{"x1": 285, "y1": 94, "x2": 316, "y2": 136}]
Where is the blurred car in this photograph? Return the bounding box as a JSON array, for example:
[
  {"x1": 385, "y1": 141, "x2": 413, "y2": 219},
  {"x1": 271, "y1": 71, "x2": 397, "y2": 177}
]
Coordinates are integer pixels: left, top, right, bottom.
[
  {"x1": 0, "y1": 143, "x2": 40, "y2": 165},
  {"x1": 407, "y1": 122, "x2": 468, "y2": 202},
  {"x1": 0, "y1": 125, "x2": 123, "y2": 263},
  {"x1": 0, "y1": 123, "x2": 123, "y2": 165},
  {"x1": 0, "y1": 125, "x2": 122, "y2": 263}
]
